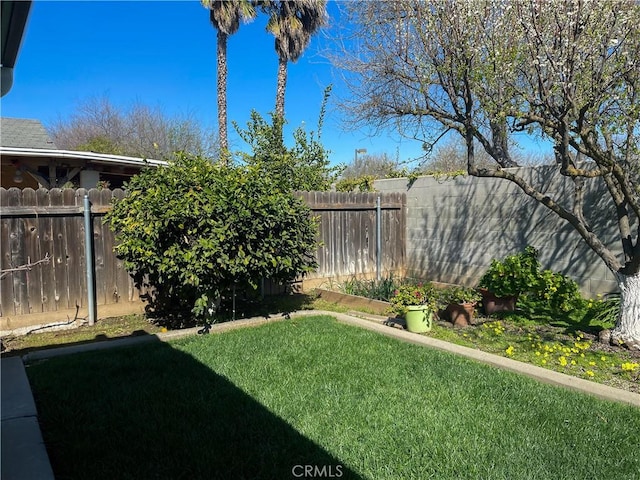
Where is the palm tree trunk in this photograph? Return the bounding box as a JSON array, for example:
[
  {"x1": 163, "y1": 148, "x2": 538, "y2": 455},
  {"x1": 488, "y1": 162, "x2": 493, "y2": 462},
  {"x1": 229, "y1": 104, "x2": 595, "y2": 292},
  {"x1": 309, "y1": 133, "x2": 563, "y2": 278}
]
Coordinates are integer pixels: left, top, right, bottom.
[
  {"x1": 217, "y1": 29, "x2": 229, "y2": 159},
  {"x1": 275, "y1": 57, "x2": 288, "y2": 119}
]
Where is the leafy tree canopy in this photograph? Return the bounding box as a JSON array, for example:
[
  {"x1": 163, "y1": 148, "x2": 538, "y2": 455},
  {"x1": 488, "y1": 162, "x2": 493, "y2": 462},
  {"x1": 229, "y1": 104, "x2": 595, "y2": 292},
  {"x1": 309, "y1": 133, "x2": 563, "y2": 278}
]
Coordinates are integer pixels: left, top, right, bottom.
[{"x1": 234, "y1": 86, "x2": 342, "y2": 191}]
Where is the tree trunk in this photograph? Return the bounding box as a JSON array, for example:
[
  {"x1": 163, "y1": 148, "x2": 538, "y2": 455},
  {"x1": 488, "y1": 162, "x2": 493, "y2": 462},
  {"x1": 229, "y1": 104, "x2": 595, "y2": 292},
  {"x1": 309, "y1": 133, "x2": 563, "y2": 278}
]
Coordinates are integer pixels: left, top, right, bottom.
[
  {"x1": 611, "y1": 272, "x2": 640, "y2": 350},
  {"x1": 275, "y1": 57, "x2": 288, "y2": 119},
  {"x1": 217, "y1": 30, "x2": 229, "y2": 158}
]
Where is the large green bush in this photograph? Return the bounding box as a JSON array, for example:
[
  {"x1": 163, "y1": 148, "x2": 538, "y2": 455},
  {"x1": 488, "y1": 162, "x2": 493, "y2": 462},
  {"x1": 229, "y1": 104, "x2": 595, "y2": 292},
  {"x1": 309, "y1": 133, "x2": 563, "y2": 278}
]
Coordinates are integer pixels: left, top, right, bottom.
[{"x1": 106, "y1": 154, "x2": 318, "y2": 324}]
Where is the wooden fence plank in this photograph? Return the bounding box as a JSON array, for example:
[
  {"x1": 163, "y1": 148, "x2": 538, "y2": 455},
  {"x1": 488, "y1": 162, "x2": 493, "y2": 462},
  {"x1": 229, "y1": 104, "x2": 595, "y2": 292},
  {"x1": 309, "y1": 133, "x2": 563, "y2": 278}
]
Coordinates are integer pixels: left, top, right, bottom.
[
  {"x1": 1, "y1": 188, "x2": 15, "y2": 316},
  {"x1": 49, "y1": 189, "x2": 69, "y2": 310},
  {"x1": 22, "y1": 189, "x2": 43, "y2": 314},
  {"x1": 99, "y1": 189, "x2": 119, "y2": 305},
  {"x1": 36, "y1": 188, "x2": 57, "y2": 313},
  {"x1": 64, "y1": 189, "x2": 83, "y2": 310},
  {"x1": 7, "y1": 188, "x2": 28, "y2": 315},
  {"x1": 89, "y1": 189, "x2": 106, "y2": 306},
  {"x1": 110, "y1": 189, "x2": 135, "y2": 302}
]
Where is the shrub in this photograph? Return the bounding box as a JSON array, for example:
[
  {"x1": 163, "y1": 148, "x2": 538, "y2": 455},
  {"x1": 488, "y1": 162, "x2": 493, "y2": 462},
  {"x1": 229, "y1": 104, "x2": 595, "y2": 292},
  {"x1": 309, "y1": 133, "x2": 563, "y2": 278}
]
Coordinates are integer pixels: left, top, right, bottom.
[
  {"x1": 440, "y1": 285, "x2": 482, "y2": 305},
  {"x1": 524, "y1": 269, "x2": 584, "y2": 314},
  {"x1": 479, "y1": 246, "x2": 541, "y2": 298},
  {"x1": 480, "y1": 246, "x2": 586, "y2": 316},
  {"x1": 106, "y1": 154, "x2": 318, "y2": 325}
]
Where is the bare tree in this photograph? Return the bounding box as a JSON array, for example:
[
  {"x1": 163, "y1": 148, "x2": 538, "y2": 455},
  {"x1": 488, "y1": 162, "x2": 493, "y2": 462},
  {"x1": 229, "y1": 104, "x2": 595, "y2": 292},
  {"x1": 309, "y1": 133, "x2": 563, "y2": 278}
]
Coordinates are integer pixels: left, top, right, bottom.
[
  {"x1": 340, "y1": 152, "x2": 400, "y2": 179},
  {"x1": 334, "y1": 0, "x2": 640, "y2": 349},
  {"x1": 50, "y1": 96, "x2": 219, "y2": 160},
  {"x1": 421, "y1": 137, "x2": 552, "y2": 174}
]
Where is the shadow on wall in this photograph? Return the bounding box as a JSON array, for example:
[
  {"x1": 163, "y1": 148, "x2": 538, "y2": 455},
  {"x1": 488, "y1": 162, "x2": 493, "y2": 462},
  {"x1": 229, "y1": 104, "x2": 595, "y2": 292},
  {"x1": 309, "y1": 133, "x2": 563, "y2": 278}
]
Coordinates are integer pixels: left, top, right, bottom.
[
  {"x1": 376, "y1": 166, "x2": 621, "y2": 296},
  {"x1": 26, "y1": 337, "x2": 363, "y2": 480}
]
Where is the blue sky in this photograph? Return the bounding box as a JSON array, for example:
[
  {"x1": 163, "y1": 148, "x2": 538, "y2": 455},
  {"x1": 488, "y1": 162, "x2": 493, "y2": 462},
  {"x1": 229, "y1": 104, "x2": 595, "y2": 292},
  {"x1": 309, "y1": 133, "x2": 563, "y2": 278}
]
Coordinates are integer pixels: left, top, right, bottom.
[{"x1": 1, "y1": 0, "x2": 551, "y2": 166}]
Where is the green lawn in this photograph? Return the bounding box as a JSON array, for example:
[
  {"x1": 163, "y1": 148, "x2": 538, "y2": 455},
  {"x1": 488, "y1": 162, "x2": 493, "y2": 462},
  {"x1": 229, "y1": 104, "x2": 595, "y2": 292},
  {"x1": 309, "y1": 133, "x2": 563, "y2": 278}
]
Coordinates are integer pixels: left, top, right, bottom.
[{"x1": 27, "y1": 315, "x2": 640, "y2": 480}]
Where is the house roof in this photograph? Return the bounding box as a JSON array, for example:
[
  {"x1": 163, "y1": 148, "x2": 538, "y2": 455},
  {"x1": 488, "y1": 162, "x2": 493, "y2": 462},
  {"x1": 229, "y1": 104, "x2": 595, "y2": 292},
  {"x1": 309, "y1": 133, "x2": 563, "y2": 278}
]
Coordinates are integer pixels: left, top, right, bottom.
[
  {"x1": 0, "y1": 146, "x2": 167, "y2": 168},
  {"x1": 1, "y1": 117, "x2": 58, "y2": 149},
  {"x1": 1, "y1": 1, "x2": 32, "y2": 96}
]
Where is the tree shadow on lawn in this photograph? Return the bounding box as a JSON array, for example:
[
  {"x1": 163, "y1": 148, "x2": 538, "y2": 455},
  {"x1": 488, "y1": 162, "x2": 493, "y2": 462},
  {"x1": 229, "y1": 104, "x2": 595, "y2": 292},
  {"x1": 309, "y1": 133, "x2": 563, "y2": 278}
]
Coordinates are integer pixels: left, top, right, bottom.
[
  {"x1": 27, "y1": 339, "x2": 362, "y2": 480},
  {"x1": 148, "y1": 292, "x2": 319, "y2": 329},
  {"x1": 2, "y1": 329, "x2": 154, "y2": 359}
]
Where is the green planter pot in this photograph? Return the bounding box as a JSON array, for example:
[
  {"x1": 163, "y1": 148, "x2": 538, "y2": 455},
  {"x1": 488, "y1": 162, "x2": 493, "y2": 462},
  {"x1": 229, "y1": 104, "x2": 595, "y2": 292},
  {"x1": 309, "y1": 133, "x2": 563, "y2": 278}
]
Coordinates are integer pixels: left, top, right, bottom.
[{"x1": 405, "y1": 305, "x2": 433, "y2": 333}]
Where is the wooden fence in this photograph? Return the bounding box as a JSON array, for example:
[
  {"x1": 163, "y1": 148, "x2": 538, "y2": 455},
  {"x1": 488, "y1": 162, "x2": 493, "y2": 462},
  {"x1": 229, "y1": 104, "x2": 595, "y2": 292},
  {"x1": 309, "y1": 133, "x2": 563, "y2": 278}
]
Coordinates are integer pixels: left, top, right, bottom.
[
  {"x1": 0, "y1": 188, "x2": 134, "y2": 325},
  {"x1": 297, "y1": 191, "x2": 406, "y2": 287},
  {"x1": 0, "y1": 188, "x2": 406, "y2": 329}
]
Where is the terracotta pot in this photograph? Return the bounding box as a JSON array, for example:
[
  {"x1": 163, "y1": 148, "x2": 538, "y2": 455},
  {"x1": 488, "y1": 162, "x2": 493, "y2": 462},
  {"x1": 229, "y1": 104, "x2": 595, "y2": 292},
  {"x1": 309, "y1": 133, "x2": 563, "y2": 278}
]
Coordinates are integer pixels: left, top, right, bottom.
[
  {"x1": 444, "y1": 302, "x2": 476, "y2": 327},
  {"x1": 479, "y1": 288, "x2": 517, "y2": 314}
]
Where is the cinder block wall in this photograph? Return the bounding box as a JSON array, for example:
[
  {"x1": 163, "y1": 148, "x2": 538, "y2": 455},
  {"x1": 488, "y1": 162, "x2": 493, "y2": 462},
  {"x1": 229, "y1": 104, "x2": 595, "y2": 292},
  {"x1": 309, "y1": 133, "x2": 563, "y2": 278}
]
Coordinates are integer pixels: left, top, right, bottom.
[{"x1": 374, "y1": 166, "x2": 619, "y2": 297}]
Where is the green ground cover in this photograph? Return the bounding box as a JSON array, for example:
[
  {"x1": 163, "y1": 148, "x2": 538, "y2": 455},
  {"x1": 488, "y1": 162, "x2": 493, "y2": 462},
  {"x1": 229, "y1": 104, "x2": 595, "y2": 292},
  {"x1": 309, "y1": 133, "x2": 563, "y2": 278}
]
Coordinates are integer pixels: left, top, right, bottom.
[
  {"x1": 27, "y1": 316, "x2": 640, "y2": 480},
  {"x1": 428, "y1": 317, "x2": 640, "y2": 393}
]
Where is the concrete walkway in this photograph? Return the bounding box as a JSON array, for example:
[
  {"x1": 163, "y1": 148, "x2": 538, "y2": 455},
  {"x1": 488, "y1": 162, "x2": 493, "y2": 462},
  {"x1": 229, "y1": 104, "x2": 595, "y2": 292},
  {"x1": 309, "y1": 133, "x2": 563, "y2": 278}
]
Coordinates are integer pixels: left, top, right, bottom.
[
  {"x1": 1, "y1": 356, "x2": 55, "y2": 480},
  {"x1": 2, "y1": 310, "x2": 639, "y2": 479}
]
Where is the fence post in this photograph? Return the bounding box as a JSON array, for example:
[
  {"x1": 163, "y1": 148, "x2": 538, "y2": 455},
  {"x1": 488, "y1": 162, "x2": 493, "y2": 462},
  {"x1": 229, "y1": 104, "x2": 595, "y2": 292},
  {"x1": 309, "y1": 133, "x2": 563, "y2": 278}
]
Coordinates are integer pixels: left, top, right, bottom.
[
  {"x1": 84, "y1": 195, "x2": 96, "y2": 326},
  {"x1": 376, "y1": 194, "x2": 381, "y2": 281}
]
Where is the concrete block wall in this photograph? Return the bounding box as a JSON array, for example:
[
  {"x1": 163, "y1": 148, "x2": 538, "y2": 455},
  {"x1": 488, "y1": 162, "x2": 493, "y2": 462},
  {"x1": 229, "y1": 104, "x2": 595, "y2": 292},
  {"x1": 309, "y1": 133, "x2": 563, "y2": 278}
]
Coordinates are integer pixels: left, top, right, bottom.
[{"x1": 374, "y1": 166, "x2": 620, "y2": 297}]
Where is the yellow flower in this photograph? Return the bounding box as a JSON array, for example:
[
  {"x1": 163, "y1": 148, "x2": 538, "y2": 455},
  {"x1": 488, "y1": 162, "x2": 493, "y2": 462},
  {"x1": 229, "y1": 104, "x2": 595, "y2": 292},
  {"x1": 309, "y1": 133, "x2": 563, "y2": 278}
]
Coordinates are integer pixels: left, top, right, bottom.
[
  {"x1": 559, "y1": 356, "x2": 568, "y2": 367},
  {"x1": 586, "y1": 370, "x2": 595, "y2": 377},
  {"x1": 571, "y1": 360, "x2": 576, "y2": 365},
  {"x1": 541, "y1": 359, "x2": 547, "y2": 365},
  {"x1": 161, "y1": 327, "x2": 168, "y2": 333},
  {"x1": 505, "y1": 346, "x2": 515, "y2": 356},
  {"x1": 535, "y1": 351, "x2": 541, "y2": 356},
  {"x1": 600, "y1": 356, "x2": 607, "y2": 362},
  {"x1": 621, "y1": 362, "x2": 639, "y2": 372}
]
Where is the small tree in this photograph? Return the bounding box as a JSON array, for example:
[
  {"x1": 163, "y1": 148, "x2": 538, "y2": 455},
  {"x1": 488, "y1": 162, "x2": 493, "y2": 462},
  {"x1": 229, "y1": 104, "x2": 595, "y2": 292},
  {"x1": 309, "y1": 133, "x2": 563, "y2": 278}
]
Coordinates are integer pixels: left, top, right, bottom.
[
  {"x1": 234, "y1": 86, "x2": 342, "y2": 191},
  {"x1": 340, "y1": 152, "x2": 400, "y2": 179},
  {"x1": 106, "y1": 153, "x2": 318, "y2": 325}
]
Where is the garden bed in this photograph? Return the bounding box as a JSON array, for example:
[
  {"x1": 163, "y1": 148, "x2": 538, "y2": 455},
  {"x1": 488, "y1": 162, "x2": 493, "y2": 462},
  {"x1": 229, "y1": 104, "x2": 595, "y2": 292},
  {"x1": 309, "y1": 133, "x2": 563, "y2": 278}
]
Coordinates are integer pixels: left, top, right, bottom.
[{"x1": 314, "y1": 288, "x2": 391, "y2": 316}]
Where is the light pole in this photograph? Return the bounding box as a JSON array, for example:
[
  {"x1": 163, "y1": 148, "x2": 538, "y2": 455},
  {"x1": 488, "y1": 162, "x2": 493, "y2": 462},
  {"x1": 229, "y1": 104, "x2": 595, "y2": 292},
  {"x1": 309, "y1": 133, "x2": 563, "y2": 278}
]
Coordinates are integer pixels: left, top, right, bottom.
[{"x1": 354, "y1": 148, "x2": 367, "y2": 163}]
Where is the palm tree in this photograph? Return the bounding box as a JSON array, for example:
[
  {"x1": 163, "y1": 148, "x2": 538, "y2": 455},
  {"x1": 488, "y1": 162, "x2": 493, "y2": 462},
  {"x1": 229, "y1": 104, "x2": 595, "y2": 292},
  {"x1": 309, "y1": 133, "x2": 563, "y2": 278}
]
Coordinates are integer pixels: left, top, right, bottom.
[
  {"x1": 201, "y1": 0, "x2": 255, "y2": 157},
  {"x1": 264, "y1": 1, "x2": 327, "y2": 118}
]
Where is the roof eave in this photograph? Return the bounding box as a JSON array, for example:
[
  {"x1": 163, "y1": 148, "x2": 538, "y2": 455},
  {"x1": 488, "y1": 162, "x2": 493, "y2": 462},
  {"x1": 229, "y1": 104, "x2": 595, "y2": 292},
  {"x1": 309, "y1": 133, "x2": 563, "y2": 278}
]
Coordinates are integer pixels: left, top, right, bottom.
[{"x1": 0, "y1": 146, "x2": 169, "y2": 168}]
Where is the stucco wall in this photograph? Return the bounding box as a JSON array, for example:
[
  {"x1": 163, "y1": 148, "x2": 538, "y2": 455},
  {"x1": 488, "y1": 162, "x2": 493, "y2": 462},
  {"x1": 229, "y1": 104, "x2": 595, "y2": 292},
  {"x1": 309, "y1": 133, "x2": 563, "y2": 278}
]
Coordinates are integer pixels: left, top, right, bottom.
[{"x1": 374, "y1": 166, "x2": 619, "y2": 297}]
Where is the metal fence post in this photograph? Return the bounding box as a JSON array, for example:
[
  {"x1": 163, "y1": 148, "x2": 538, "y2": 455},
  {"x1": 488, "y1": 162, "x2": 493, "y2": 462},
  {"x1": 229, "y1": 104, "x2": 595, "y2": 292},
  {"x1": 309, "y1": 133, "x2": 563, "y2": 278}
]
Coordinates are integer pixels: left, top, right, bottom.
[
  {"x1": 84, "y1": 195, "x2": 96, "y2": 326},
  {"x1": 376, "y1": 194, "x2": 381, "y2": 281}
]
